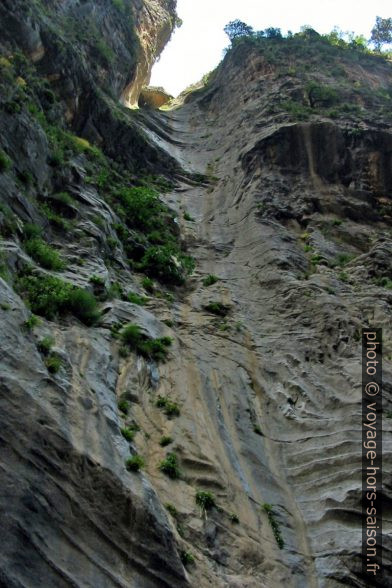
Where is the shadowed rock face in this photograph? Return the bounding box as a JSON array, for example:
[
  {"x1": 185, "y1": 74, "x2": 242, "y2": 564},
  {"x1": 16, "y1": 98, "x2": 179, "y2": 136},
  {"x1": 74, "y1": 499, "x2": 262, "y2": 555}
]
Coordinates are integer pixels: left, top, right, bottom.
[{"x1": 0, "y1": 10, "x2": 392, "y2": 588}]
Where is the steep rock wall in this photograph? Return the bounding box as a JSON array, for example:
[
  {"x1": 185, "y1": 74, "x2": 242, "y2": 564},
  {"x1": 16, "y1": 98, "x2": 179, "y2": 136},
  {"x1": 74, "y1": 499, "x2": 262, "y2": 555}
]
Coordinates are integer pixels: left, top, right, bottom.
[{"x1": 0, "y1": 14, "x2": 392, "y2": 588}]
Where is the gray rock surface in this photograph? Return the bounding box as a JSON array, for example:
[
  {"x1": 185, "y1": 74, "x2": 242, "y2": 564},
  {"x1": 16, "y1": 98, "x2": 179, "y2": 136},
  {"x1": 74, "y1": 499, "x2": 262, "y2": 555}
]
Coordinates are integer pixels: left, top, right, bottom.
[{"x1": 0, "y1": 7, "x2": 391, "y2": 588}]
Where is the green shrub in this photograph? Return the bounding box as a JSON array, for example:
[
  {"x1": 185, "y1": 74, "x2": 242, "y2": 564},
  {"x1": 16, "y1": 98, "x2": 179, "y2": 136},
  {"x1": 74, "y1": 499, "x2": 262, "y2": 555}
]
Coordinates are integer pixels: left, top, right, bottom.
[
  {"x1": 118, "y1": 400, "x2": 130, "y2": 415},
  {"x1": 180, "y1": 551, "x2": 195, "y2": 566},
  {"x1": 142, "y1": 277, "x2": 155, "y2": 293},
  {"x1": 183, "y1": 212, "x2": 194, "y2": 222},
  {"x1": 121, "y1": 426, "x2": 136, "y2": 441},
  {"x1": 160, "y1": 436, "x2": 173, "y2": 447},
  {"x1": 17, "y1": 274, "x2": 100, "y2": 324},
  {"x1": 195, "y1": 490, "x2": 216, "y2": 511},
  {"x1": 159, "y1": 452, "x2": 181, "y2": 479},
  {"x1": 24, "y1": 238, "x2": 65, "y2": 271},
  {"x1": 140, "y1": 245, "x2": 194, "y2": 286},
  {"x1": 333, "y1": 253, "x2": 355, "y2": 267},
  {"x1": 112, "y1": 0, "x2": 126, "y2": 12},
  {"x1": 339, "y1": 272, "x2": 349, "y2": 283},
  {"x1": 156, "y1": 395, "x2": 180, "y2": 417},
  {"x1": 45, "y1": 354, "x2": 62, "y2": 374},
  {"x1": 0, "y1": 150, "x2": 11, "y2": 172},
  {"x1": 24, "y1": 314, "x2": 40, "y2": 331},
  {"x1": 37, "y1": 336, "x2": 54, "y2": 355},
  {"x1": 23, "y1": 223, "x2": 42, "y2": 239},
  {"x1": 89, "y1": 275, "x2": 105, "y2": 286},
  {"x1": 127, "y1": 292, "x2": 148, "y2": 305},
  {"x1": 39, "y1": 203, "x2": 71, "y2": 230},
  {"x1": 165, "y1": 503, "x2": 178, "y2": 517},
  {"x1": 68, "y1": 288, "x2": 100, "y2": 325},
  {"x1": 229, "y1": 513, "x2": 240, "y2": 524},
  {"x1": 125, "y1": 454, "x2": 144, "y2": 472},
  {"x1": 204, "y1": 302, "x2": 229, "y2": 317},
  {"x1": 306, "y1": 81, "x2": 338, "y2": 107},
  {"x1": 310, "y1": 253, "x2": 324, "y2": 265},
  {"x1": 262, "y1": 503, "x2": 284, "y2": 549},
  {"x1": 121, "y1": 324, "x2": 172, "y2": 362},
  {"x1": 116, "y1": 186, "x2": 166, "y2": 233},
  {"x1": 375, "y1": 276, "x2": 392, "y2": 289},
  {"x1": 203, "y1": 274, "x2": 219, "y2": 287}
]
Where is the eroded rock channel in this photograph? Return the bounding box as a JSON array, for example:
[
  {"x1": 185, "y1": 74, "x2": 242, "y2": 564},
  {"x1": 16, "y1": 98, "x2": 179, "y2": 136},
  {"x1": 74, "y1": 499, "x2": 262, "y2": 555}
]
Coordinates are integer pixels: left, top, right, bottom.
[{"x1": 0, "y1": 3, "x2": 391, "y2": 587}]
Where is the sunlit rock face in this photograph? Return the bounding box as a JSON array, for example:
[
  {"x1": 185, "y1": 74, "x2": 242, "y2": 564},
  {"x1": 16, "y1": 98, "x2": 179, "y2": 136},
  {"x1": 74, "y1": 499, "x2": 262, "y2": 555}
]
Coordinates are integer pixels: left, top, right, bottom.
[
  {"x1": 139, "y1": 86, "x2": 173, "y2": 108},
  {"x1": 0, "y1": 5, "x2": 392, "y2": 588},
  {"x1": 123, "y1": 0, "x2": 176, "y2": 107}
]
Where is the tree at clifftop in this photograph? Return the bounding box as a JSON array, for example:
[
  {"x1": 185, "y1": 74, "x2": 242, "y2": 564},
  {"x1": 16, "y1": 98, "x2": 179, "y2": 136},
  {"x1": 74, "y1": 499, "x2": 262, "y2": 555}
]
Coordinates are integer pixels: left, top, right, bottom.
[
  {"x1": 224, "y1": 20, "x2": 254, "y2": 42},
  {"x1": 370, "y1": 16, "x2": 392, "y2": 51}
]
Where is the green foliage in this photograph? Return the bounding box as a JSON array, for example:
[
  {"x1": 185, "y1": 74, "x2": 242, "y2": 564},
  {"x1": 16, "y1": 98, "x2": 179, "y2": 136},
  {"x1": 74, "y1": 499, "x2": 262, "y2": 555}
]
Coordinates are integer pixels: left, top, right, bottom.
[
  {"x1": 0, "y1": 150, "x2": 11, "y2": 172},
  {"x1": 183, "y1": 212, "x2": 195, "y2": 222},
  {"x1": 121, "y1": 324, "x2": 172, "y2": 362},
  {"x1": 262, "y1": 503, "x2": 284, "y2": 549},
  {"x1": 127, "y1": 292, "x2": 148, "y2": 305},
  {"x1": 23, "y1": 223, "x2": 42, "y2": 239},
  {"x1": 229, "y1": 513, "x2": 240, "y2": 524},
  {"x1": 39, "y1": 202, "x2": 71, "y2": 231},
  {"x1": 116, "y1": 186, "x2": 164, "y2": 232},
  {"x1": 224, "y1": 20, "x2": 254, "y2": 42},
  {"x1": 253, "y1": 425, "x2": 263, "y2": 436},
  {"x1": 125, "y1": 454, "x2": 144, "y2": 472},
  {"x1": 203, "y1": 274, "x2": 219, "y2": 287},
  {"x1": 139, "y1": 245, "x2": 195, "y2": 286},
  {"x1": 24, "y1": 314, "x2": 40, "y2": 330},
  {"x1": 204, "y1": 302, "x2": 229, "y2": 317},
  {"x1": 195, "y1": 490, "x2": 216, "y2": 511},
  {"x1": 160, "y1": 436, "x2": 173, "y2": 447},
  {"x1": 165, "y1": 503, "x2": 178, "y2": 517},
  {"x1": 121, "y1": 426, "x2": 136, "y2": 441},
  {"x1": 306, "y1": 81, "x2": 338, "y2": 107},
  {"x1": 89, "y1": 274, "x2": 105, "y2": 286},
  {"x1": 180, "y1": 551, "x2": 195, "y2": 567},
  {"x1": 339, "y1": 272, "x2": 349, "y2": 283},
  {"x1": 371, "y1": 16, "x2": 392, "y2": 51},
  {"x1": 332, "y1": 253, "x2": 355, "y2": 267},
  {"x1": 45, "y1": 354, "x2": 62, "y2": 374},
  {"x1": 279, "y1": 99, "x2": 311, "y2": 120},
  {"x1": 95, "y1": 39, "x2": 115, "y2": 64},
  {"x1": 37, "y1": 336, "x2": 54, "y2": 355},
  {"x1": 118, "y1": 400, "x2": 130, "y2": 415},
  {"x1": 156, "y1": 395, "x2": 180, "y2": 417},
  {"x1": 17, "y1": 274, "x2": 100, "y2": 324},
  {"x1": 24, "y1": 238, "x2": 65, "y2": 271},
  {"x1": 375, "y1": 276, "x2": 392, "y2": 289},
  {"x1": 112, "y1": 0, "x2": 126, "y2": 12},
  {"x1": 141, "y1": 277, "x2": 155, "y2": 293},
  {"x1": 159, "y1": 452, "x2": 181, "y2": 479}
]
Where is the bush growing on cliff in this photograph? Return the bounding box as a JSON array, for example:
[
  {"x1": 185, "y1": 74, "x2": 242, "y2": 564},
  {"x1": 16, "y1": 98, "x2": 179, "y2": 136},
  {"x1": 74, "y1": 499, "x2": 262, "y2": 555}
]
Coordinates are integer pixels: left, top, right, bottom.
[
  {"x1": 262, "y1": 503, "x2": 284, "y2": 549},
  {"x1": 156, "y1": 395, "x2": 180, "y2": 417},
  {"x1": 125, "y1": 454, "x2": 144, "y2": 472},
  {"x1": 139, "y1": 245, "x2": 195, "y2": 286},
  {"x1": 159, "y1": 452, "x2": 181, "y2": 479},
  {"x1": 204, "y1": 302, "x2": 229, "y2": 317},
  {"x1": 195, "y1": 491, "x2": 216, "y2": 512},
  {"x1": 0, "y1": 149, "x2": 11, "y2": 172},
  {"x1": 121, "y1": 323, "x2": 172, "y2": 362},
  {"x1": 24, "y1": 238, "x2": 65, "y2": 271},
  {"x1": 17, "y1": 274, "x2": 100, "y2": 324},
  {"x1": 203, "y1": 274, "x2": 219, "y2": 287},
  {"x1": 224, "y1": 20, "x2": 254, "y2": 42}
]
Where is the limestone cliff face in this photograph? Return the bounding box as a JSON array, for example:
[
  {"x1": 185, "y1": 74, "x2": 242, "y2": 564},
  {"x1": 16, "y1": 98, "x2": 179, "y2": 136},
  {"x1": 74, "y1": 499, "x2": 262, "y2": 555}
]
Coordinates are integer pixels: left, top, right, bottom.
[
  {"x1": 123, "y1": 0, "x2": 177, "y2": 107},
  {"x1": 0, "y1": 10, "x2": 392, "y2": 588}
]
